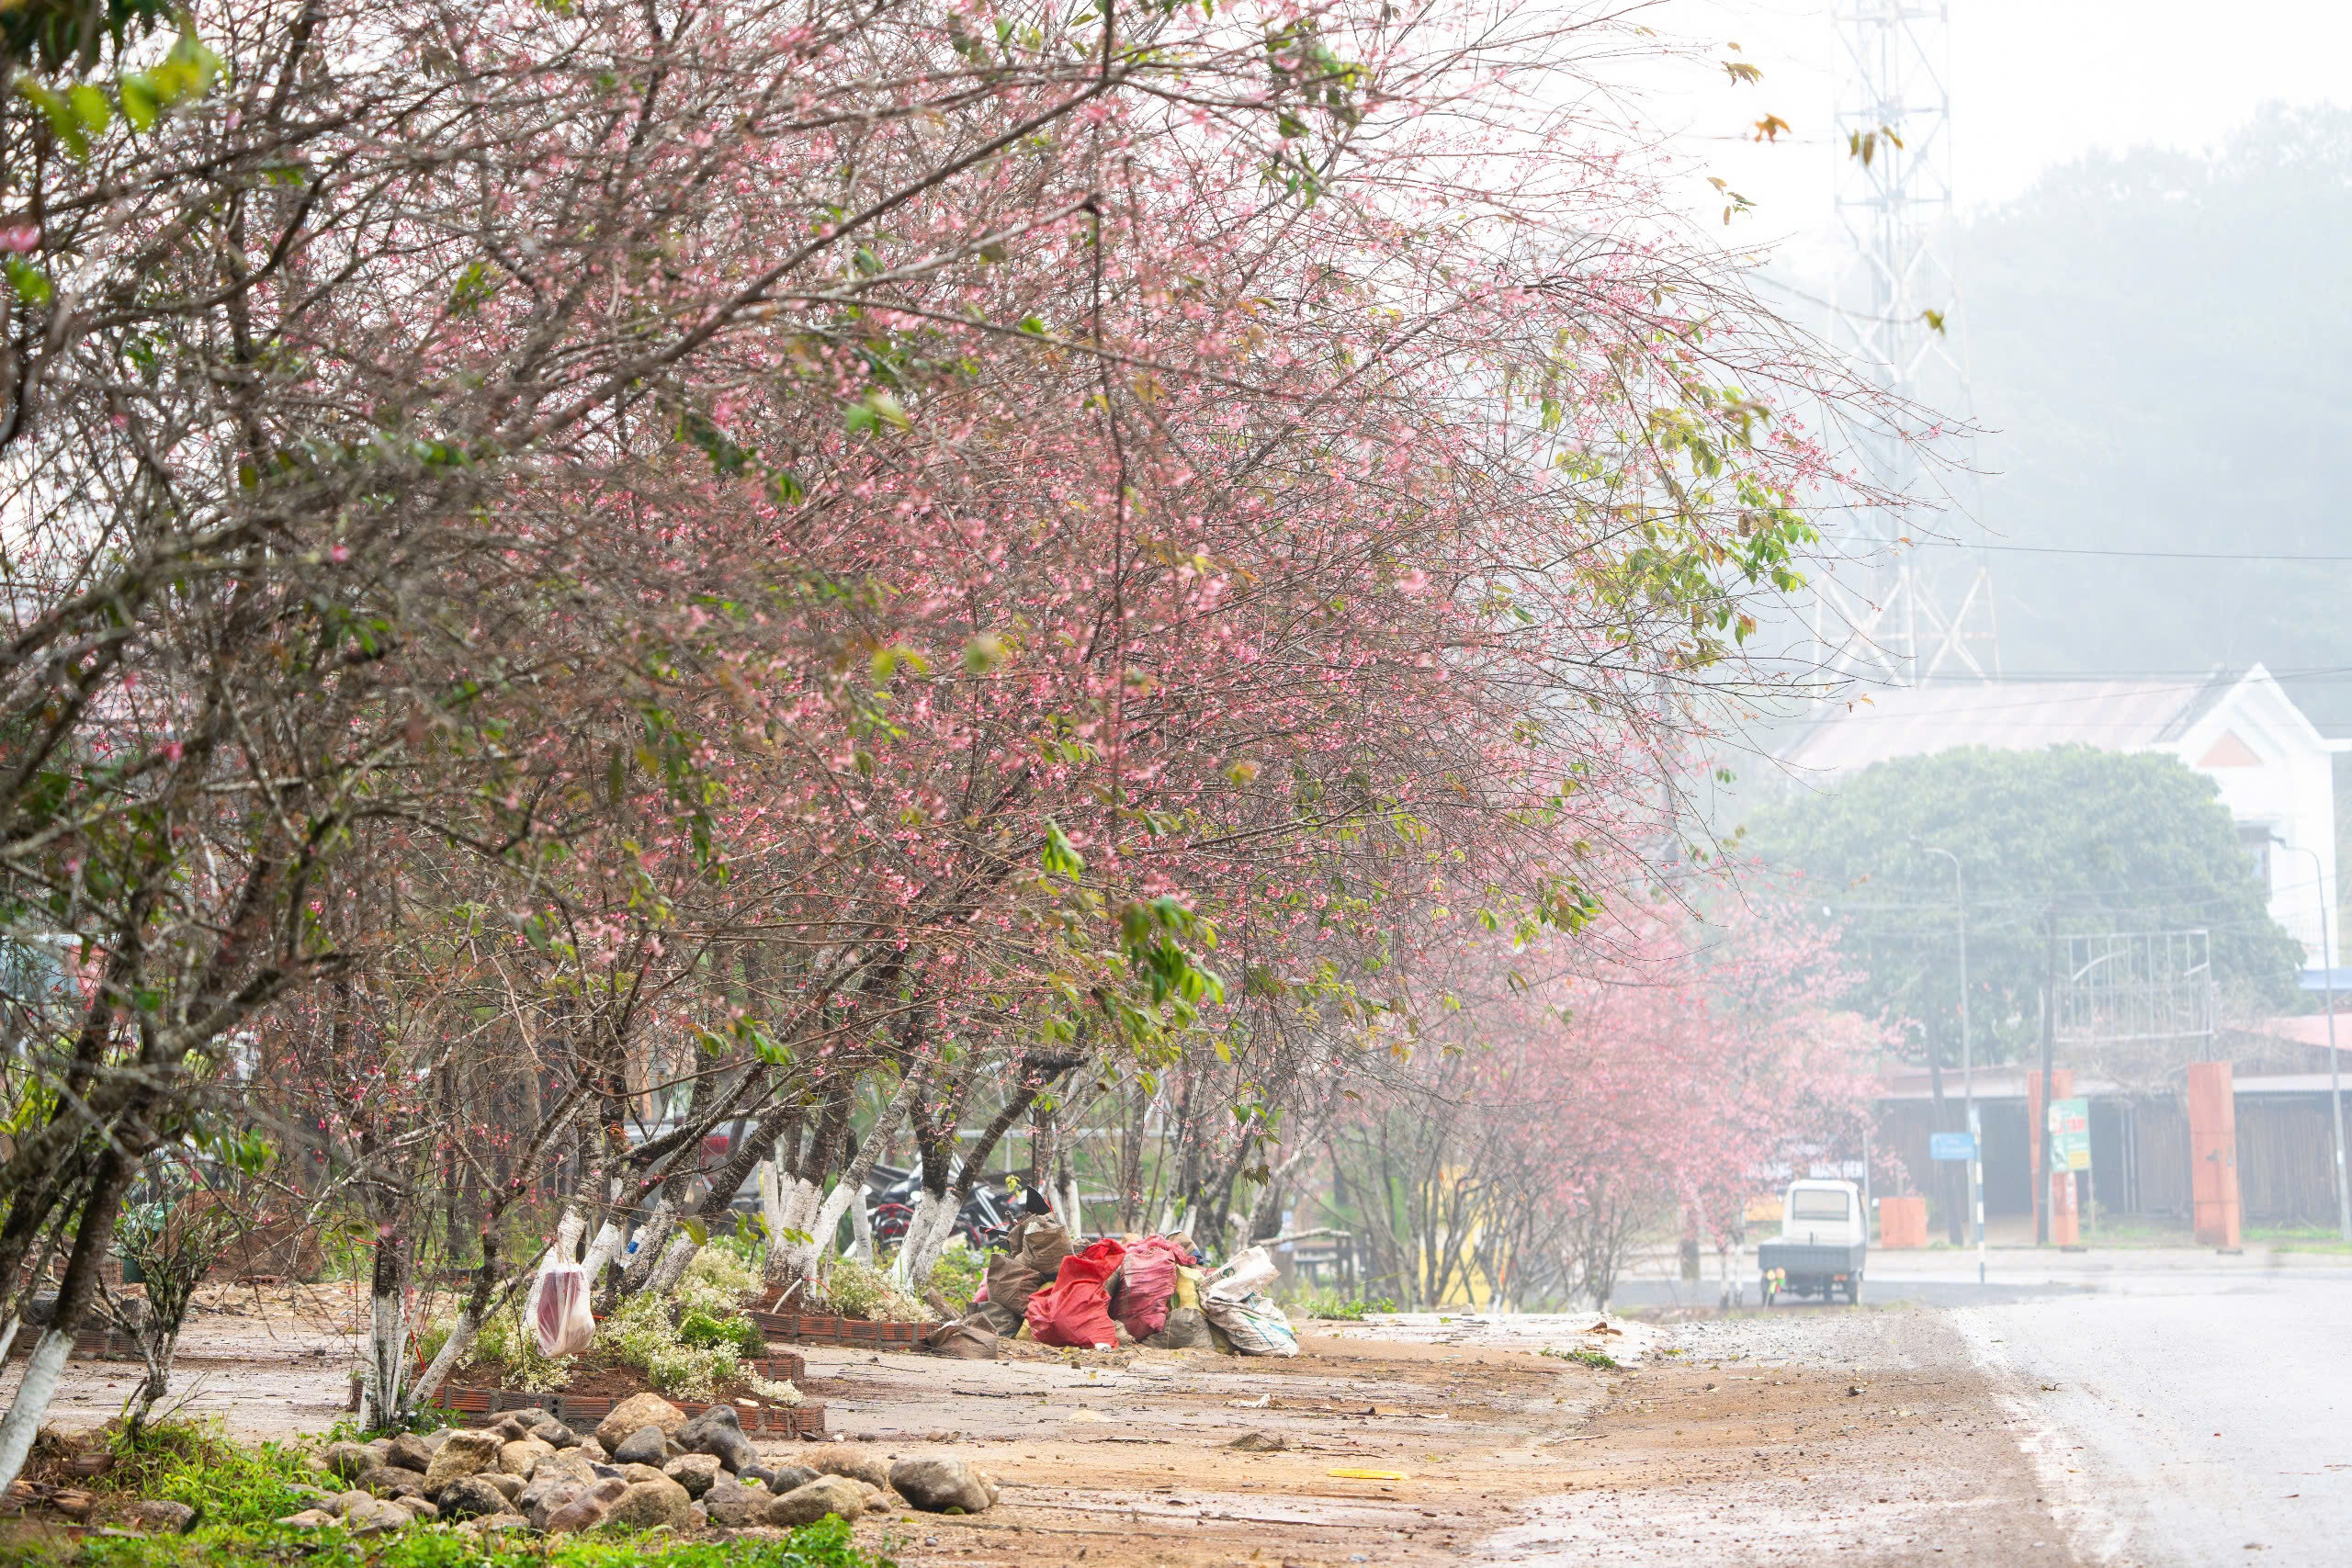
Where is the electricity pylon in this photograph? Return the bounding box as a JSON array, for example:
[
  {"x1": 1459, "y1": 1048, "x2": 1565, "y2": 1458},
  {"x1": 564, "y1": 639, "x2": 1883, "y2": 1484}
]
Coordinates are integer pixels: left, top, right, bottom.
[{"x1": 1815, "y1": 0, "x2": 1997, "y2": 685}]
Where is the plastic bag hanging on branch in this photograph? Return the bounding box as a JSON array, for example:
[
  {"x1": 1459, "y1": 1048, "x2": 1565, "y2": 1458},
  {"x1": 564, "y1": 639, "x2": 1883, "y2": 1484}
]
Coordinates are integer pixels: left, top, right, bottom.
[{"x1": 530, "y1": 1251, "x2": 594, "y2": 1358}]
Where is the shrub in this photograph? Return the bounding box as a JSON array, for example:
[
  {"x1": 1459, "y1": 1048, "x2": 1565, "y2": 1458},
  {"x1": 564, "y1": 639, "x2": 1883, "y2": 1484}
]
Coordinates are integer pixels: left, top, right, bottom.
[
  {"x1": 809, "y1": 1258, "x2": 926, "y2": 1323},
  {"x1": 923, "y1": 1246, "x2": 986, "y2": 1314}
]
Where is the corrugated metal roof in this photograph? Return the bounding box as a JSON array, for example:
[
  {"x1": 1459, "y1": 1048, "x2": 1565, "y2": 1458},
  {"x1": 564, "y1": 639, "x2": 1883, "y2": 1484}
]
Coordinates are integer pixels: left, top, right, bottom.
[{"x1": 1779, "y1": 672, "x2": 2236, "y2": 776}]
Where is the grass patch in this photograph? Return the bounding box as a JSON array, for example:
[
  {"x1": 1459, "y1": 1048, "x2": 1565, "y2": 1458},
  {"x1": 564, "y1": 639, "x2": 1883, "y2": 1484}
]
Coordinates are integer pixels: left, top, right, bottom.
[
  {"x1": 1540, "y1": 1346, "x2": 1619, "y2": 1370},
  {"x1": 32, "y1": 1513, "x2": 889, "y2": 1568},
  {"x1": 1289, "y1": 1288, "x2": 1396, "y2": 1322},
  {"x1": 93, "y1": 1420, "x2": 316, "y2": 1529}
]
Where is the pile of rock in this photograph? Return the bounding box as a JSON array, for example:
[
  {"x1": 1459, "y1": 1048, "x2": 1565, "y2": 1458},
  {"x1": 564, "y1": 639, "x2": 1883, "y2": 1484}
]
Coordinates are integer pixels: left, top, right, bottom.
[{"x1": 270, "y1": 1395, "x2": 997, "y2": 1540}]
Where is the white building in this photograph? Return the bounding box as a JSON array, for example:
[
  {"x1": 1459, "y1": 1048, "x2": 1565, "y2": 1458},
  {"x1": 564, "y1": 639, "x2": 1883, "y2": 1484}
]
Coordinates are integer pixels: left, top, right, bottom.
[{"x1": 1777, "y1": 665, "x2": 2347, "y2": 965}]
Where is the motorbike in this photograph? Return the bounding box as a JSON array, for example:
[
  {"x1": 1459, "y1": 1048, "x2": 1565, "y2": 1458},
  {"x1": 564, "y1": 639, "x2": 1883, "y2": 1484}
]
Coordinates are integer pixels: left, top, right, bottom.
[{"x1": 864, "y1": 1163, "x2": 1026, "y2": 1251}]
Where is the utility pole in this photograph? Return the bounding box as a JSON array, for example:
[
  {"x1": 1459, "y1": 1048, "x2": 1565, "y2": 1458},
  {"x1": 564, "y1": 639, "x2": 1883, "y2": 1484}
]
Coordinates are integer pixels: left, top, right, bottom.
[
  {"x1": 2274, "y1": 836, "x2": 2350, "y2": 1242},
  {"x1": 2038, "y1": 912, "x2": 2057, "y2": 1247},
  {"x1": 1919, "y1": 845, "x2": 1981, "y2": 1279}
]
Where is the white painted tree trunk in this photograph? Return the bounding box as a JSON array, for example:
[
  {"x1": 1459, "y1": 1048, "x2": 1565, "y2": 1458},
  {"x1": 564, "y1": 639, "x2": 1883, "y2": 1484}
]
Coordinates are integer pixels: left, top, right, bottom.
[
  {"x1": 850, "y1": 1194, "x2": 876, "y2": 1263},
  {"x1": 0, "y1": 1316, "x2": 20, "y2": 1366},
  {"x1": 761, "y1": 1162, "x2": 825, "y2": 1283},
  {"x1": 1063, "y1": 1175, "x2": 1084, "y2": 1236},
  {"x1": 893, "y1": 1187, "x2": 962, "y2": 1287},
  {"x1": 360, "y1": 1280, "x2": 409, "y2": 1428},
  {"x1": 804, "y1": 1074, "x2": 918, "y2": 1283},
  {"x1": 0, "y1": 1329, "x2": 73, "y2": 1487},
  {"x1": 646, "y1": 1234, "x2": 700, "y2": 1295}
]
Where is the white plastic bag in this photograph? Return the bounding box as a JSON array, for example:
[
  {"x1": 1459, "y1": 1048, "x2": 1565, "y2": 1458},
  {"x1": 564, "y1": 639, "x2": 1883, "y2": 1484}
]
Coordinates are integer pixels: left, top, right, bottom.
[
  {"x1": 1202, "y1": 1290, "x2": 1300, "y2": 1357},
  {"x1": 1204, "y1": 1245, "x2": 1280, "y2": 1303},
  {"x1": 530, "y1": 1256, "x2": 594, "y2": 1358}
]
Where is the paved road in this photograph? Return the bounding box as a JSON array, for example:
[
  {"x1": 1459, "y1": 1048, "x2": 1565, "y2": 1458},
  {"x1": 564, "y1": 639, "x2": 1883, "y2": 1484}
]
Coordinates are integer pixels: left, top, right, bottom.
[{"x1": 1949, "y1": 1265, "x2": 2352, "y2": 1565}]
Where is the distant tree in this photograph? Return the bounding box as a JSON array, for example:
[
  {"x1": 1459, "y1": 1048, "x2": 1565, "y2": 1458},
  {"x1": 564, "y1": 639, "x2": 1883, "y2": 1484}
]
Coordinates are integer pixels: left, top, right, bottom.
[
  {"x1": 1957, "y1": 107, "x2": 2352, "y2": 728},
  {"x1": 1743, "y1": 746, "x2": 2302, "y2": 1069}
]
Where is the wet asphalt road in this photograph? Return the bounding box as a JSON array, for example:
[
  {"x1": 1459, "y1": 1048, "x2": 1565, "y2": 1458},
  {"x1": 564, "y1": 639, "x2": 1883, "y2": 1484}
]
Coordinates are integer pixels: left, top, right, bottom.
[{"x1": 1948, "y1": 1264, "x2": 2352, "y2": 1566}]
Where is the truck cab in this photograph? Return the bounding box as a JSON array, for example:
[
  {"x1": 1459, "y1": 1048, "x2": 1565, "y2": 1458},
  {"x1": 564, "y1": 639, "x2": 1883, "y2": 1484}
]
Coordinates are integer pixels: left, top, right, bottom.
[{"x1": 1758, "y1": 1179, "x2": 1867, "y2": 1305}]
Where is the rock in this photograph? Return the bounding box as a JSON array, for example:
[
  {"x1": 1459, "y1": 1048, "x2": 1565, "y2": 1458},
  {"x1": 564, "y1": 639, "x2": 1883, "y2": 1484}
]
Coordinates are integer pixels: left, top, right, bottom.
[
  {"x1": 387, "y1": 1432, "x2": 436, "y2": 1472},
  {"x1": 530, "y1": 1416, "x2": 580, "y2": 1449},
  {"x1": 355, "y1": 1464, "x2": 425, "y2": 1497},
  {"x1": 575, "y1": 1437, "x2": 609, "y2": 1463},
  {"x1": 499, "y1": 1438, "x2": 554, "y2": 1479},
  {"x1": 762, "y1": 1475, "x2": 871, "y2": 1529},
  {"x1": 533, "y1": 1448, "x2": 599, "y2": 1487},
  {"x1": 677, "y1": 1404, "x2": 760, "y2": 1473},
  {"x1": 435, "y1": 1475, "x2": 510, "y2": 1521},
  {"x1": 460, "y1": 1514, "x2": 531, "y2": 1541},
  {"x1": 485, "y1": 1472, "x2": 525, "y2": 1502},
  {"x1": 663, "y1": 1453, "x2": 722, "y2": 1497},
  {"x1": 422, "y1": 1429, "x2": 456, "y2": 1453},
  {"x1": 127, "y1": 1499, "x2": 197, "y2": 1533},
  {"x1": 605, "y1": 1475, "x2": 695, "y2": 1532},
  {"x1": 364, "y1": 1438, "x2": 394, "y2": 1465},
  {"x1": 617, "y1": 1463, "x2": 671, "y2": 1487},
  {"x1": 594, "y1": 1393, "x2": 686, "y2": 1452},
  {"x1": 422, "y1": 1428, "x2": 506, "y2": 1495},
  {"x1": 491, "y1": 1414, "x2": 536, "y2": 1442},
  {"x1": 888, "y1": 1456, "x2": 995, "y2": 1515},
  {"x1": 690, "y1": 1503, "x2": 708, "y2": 1530},
  {"x1": 327, "y1": 1489, "x2": 373, "y2": 1517},
  {"x1": 519, "y1": 1476, "x2": 581, "y2": 1529},
  {"x1": 392, "y1": 1495, "x2": 439, "y2": 1521},
  {"x1": 701, "y1": 1476, "x2": 766, "y2": 1528},
  {"x1": 321, "y1": 1441, "x2": 374, "y2": 1482},
  {"x1": 277, "y1": 1508, "x2": 336, "y2": 1529},
  {"x1": 751, "y1": 1462, "x2": 818, "y2": 1493},
  {"x1": 612, "y1": 1424, "x2": 671, "y2": 1466},
  {"x1": 806, "y1": 1444, "x2": 890, "y2": 1491},
  {"x1": 344, "y1": 1496, "x2": 413, "y2": 1534},
  {"x1": 543, "y1": 1476, "x2": 628, "y2": 1535},
  {"x1": 1226, "y1": 1431, "x2": 1286, "y2": 1452}
]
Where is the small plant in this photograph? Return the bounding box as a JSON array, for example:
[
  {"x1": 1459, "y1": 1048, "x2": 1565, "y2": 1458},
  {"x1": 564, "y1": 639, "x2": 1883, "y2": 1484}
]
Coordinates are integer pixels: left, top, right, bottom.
[
  {"x1": 1539, "y1": 1345, "x2": 1620, "y2": 1370},
  {"x1": 679, "y1": 1309, "x2": 764, "y2": 1358},
  {"x1": 808, "y1": 1258, "x2": 927, "y2": 1322},
  {"x1": 1293, "y1": 1287, "x2": 1397, "y2": 1321},
  {"x1": 923, "y1": 1246, "x2": 986, "y2": 1314}
]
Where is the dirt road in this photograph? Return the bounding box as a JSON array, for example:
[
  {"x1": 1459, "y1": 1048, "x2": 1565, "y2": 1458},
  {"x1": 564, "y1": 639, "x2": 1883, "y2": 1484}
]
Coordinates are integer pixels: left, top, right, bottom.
[{"x1": 5, "y1": 1295, "x2": 2084, "y2": 1565}]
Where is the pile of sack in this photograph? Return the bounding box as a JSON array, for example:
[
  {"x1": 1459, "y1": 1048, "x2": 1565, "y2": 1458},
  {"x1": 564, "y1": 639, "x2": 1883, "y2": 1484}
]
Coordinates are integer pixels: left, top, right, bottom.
[{"x1": 950, "y1": 1218, "x2": 1298, "y2": 1357}]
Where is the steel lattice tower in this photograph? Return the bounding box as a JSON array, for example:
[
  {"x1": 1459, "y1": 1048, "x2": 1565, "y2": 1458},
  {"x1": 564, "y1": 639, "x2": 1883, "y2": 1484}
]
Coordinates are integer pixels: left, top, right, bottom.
[{"x1": 1816, "y1": 0, "x2": 1997, "y2": 684}]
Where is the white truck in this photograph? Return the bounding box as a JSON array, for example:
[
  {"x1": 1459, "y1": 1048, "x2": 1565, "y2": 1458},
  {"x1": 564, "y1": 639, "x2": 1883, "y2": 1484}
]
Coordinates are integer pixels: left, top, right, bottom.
[{"x1": 1758, "y1": 1179, "x2": 1866, "y2": 1305}]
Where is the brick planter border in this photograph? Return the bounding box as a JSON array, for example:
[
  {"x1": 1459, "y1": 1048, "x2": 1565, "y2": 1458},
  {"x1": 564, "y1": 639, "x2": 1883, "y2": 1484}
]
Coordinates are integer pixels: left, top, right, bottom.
[
  {"x1": 351, "y1": 1353, "x2": 821, "y2": 1438},
  {"x1": 747, "y1": 1310, "x2": 933, "y2": 1348}
]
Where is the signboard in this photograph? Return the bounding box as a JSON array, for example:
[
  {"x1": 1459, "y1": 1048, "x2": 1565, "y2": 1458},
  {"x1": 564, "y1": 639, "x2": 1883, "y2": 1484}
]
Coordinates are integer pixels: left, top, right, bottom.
[
  {"x1": 2047, "y1": 1096, "x2": 2091, "y2": 1173},
  {"x1": 1929, "y1": 1131, "x2": 1976, "y2": 1162}
]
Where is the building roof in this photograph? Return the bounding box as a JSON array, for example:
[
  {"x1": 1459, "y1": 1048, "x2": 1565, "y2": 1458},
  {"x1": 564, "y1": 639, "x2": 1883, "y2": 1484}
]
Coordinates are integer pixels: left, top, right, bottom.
[
  {"x1": 1778, "y1": 666, "x2": 2350, "y2": 777},
  {"x1": 1779, "y1": 671, "x2": 2240, "y2": 775}
]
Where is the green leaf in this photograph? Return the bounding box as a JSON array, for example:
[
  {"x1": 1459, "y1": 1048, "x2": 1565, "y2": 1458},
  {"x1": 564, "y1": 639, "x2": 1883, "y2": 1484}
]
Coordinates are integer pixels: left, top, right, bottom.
[
  {"x1": 68, "y1": 84, "x2": 111, "y2": 135},
  {"x1": 118, "y1": 73, "x2": 159, "y2": 130},
  {"x1": 6, "y1": 259, "x2": 51, "y2": 307}
]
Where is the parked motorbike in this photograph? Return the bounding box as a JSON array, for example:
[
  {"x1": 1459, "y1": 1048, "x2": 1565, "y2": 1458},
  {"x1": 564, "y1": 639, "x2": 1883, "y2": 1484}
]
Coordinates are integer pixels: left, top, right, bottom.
[{"x1": 863, "y1": 1163, "x2": 1025, "y2": 1251}]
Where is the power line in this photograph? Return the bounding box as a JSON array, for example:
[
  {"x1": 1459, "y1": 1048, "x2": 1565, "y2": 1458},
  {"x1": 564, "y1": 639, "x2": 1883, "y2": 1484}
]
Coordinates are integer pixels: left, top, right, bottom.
[{"x1": 1912, "y1": 541, "x2": 2352, "y2": 564}]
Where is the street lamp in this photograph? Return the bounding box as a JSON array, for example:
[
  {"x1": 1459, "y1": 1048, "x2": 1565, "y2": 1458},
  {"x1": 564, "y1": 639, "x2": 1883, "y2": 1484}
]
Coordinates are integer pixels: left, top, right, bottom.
[
  {"x1": 2271, "y1": 833, "x2": 2350, "y2": 1244},
  {"x1": 1918, "y1": 843, "x2": 1986, "y2": 1283}
]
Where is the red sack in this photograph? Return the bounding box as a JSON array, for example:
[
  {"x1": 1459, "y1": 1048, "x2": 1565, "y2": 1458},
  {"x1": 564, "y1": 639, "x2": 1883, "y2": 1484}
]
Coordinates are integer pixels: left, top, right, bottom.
[
  {"x1": 1111, "y1": 1235, "x2": 1184, "y2": 1340},
  {"x1": 1024, "y1": 1238, "x2": 1127, "y2": 1348}
]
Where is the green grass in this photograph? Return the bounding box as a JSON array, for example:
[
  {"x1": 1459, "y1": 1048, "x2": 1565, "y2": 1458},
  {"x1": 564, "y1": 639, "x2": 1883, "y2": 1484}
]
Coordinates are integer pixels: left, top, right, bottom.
[
  {"x1": 34, "y1": 1515, "x2": 888, "y2": 1568},
  {"x1": 95, "y1": 1422, "x2": 317, "y2": 1529},
  {"x1": 1540, "y1": 1346, "x2": 1618, "y2": 1370},
  {"x1": 1289, "y1": 1288, "x2": 1396, "y2": 1321}
]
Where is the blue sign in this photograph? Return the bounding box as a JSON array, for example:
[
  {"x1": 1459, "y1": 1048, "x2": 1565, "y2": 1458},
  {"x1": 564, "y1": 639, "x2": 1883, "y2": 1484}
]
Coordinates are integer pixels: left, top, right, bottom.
[{"x1": 1930, "y1": 1132, "x2": 1977, "y2": 1162}]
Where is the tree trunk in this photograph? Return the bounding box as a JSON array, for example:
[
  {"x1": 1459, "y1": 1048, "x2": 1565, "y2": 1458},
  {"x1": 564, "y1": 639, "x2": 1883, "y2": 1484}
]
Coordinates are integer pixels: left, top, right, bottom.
[
  {"x1": 358, "y1": 1222, "x2": 413, "y2": 1430},
  {"x1": 804, "y1": 1072, "x2": 917, "y2": 1282},
  {"x1": 0, "y1": 1148, "x2": 132, "y2": 1492}
]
